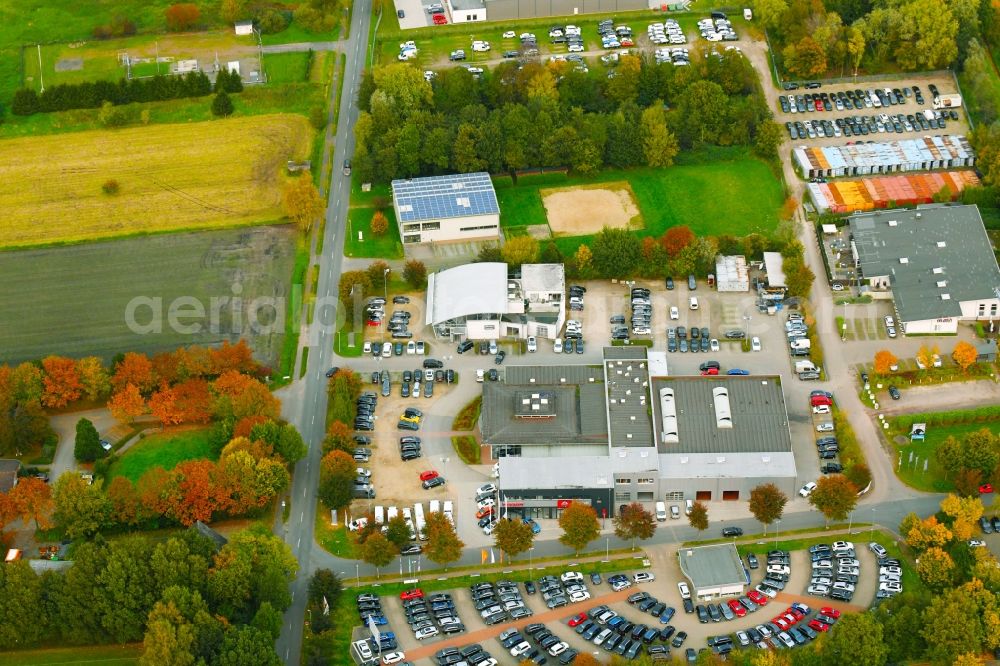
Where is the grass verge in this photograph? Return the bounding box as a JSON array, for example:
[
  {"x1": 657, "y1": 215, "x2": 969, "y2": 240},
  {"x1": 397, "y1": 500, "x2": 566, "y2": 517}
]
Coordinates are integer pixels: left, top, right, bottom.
[
  {"x1": 315, "y1": 510, "x2": 360, "y2": 559},
  {"x1": 887, "y1": 414, "x2": 1000, "y2": 493},
  {"x1": 451, "y1": 435, "x2": 480, "y2": 465},
  {"x1": 106, "y1": 427, "x2": 214, "y2": 483},
  {"x1": 0, "y1": 643, "x2": 142, "y2": 666},
  {"x1": 344, "y1": 207, "x2": 403, "y2": 259},
  {"x1": 452, "y1": 396, "x2": 482, "y2": 431},
  {"x1": 276, "y1": 238, "x2": 310, "y2": 386}
]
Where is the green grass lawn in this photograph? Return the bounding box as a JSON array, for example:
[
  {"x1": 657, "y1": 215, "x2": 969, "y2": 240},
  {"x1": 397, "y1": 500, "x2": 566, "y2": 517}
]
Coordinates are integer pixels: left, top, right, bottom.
[
  {"x1": 315, "y1": 512, "x2": 360, "y2": 558},
  {"x1": 891, "y1": 420, "x2": 1000, "y2": 493},
  {"x1": 265, "y1": 52, "x2": 312, "y2": 84},
  {"x1": 495, "y1": 151, "x2": 784, "y2": 256},
  {"x1": 344, "y1": 206, "x2": 404, "y2": 259},
  {"x1": 0, "y1": 643, "x2": 142, "y2": 665},
  {"x1": 107, "y1": 427, "x2": 215, "y2": 483}
]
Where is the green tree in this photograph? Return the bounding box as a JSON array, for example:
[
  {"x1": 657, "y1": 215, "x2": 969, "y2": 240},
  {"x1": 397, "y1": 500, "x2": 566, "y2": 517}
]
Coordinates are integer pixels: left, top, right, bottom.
[
  {"x1": 540, "y1": 241, "x2": 563, "y2": 264},
  {"x1": 96, "y1": 536, "x2": 157, "y2": 643},
  {"x1": 384, "y1": 513, "x2": 411, "y2": 551},
  {"x1": 748, "y1": 483, "x2": 787, "y2": 535},
  {"x1": 809, "y1": 475, "x2": 858, "y2": 525},
  {"x1": 822, "y1": 612, "x2": 888, "y2": 665},
  {"x1": 676, "y1": 80, "x2": 729, "y2": 145},
  {"x1": 783, "y1": 37, "x2": 828, "y2": 78},
  {"x1": 893, "y1": 0, "x2": 958, "y2": 70},
  {"x1": 640, "y1": 102, "x2": 679, "y2": 168},
  {"x1": 317, "y1": 450, "x2": 355, "y2": 511},
  {"x1": 140, "y1": 598, "x2": 197, "y2": 666},
  {"x1": 558, "y1": 502, "x2": 601, "y2": 555},
  {"x1": 688, "y1": 501, "x2": 709, "y2": 532},
  {"x1": 753, "y1": 0, "x2": 789, "y2": 28},
  {"x1": 923, "y1": 585, "x2": 990, "y2": 663},
  {"x1": 452, "y1": 124, "x2": 486, "y2": 173},
  {"x1": 216, "y1": 625, "x2": 281, "y2": 666},
  {"x1": 501, "y1": 235, "x2": 540, "y2": 267},
  {"x1": 74, "y1": 417, "x2": 103, "y2": 462},
  {"x1": 251, "y1": 601, "x2": 283, "y2": 640},
  {"x1": 423, "y1": 511, "x2": 464, "y2": 567},
  {"x1": 360, "y1": 532, "x2": 396, "y2": 573},
  {"x1": 0, "y1": 560, "x2": 45, "y2": 649},
  {"x1": 874, "y1": 596, "x2": 927, "y2": 662},
  {"x1": 613, "y1": 502, "x2": 656, "y2": 550},
  {"x1": 212, "y1": 91, "x2": 234, "y2": 117},
  {"x1": 753, "y1": 120, "x2": 785, "y2": 161},
  {"x1": 403, "y1": 259, "x2": 427, "y2": 288},
  {"x1": 591, "y1": 227, "x2": 641, "y2": 278},
  {"x1": 274, "y1": 424, "x2": 307, "y2": 466},
  {"x1": 207, "y1": 526, "x2": 297, "y2": 621},
  {"x1": 52, "y1": 471, "x2": 110, "y2": 539},
  {"x1": 493, "y1": 517, "x2": 534, "y2": 561}
]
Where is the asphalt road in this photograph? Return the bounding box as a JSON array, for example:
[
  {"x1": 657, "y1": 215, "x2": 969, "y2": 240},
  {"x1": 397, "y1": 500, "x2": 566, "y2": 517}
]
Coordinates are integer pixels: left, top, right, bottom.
[{"x1": 274, "y1": 0, "x2": 373, "y2": 661}]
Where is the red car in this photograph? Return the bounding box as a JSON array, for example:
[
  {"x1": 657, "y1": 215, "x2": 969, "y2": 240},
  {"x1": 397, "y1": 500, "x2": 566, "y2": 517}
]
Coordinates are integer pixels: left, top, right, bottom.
[
  {"x1": 475, "y1": 506, "x2": 493, "y2": 520},
  {"x1": 810, "y1": 395, "x2": 832, "y2": 407},
  {"x1": 819, "y1": 607, "x2": 841, "y2": 619},
  {"x1": 808, "y1": 619, "x2": 831, "y2": 632},
  {"x1": 568, "y1": 612, "x2": 588, "y2": 627},
  {"x1": 419, "y1": 470, "x2": 439, "y2": 482},
  {"x1": 728, "y1": 599, "x2": 747, "y2": 618},
  {"x1": 432, "y1": 13, "x2": 447, "y2": 23},
  {"x1": 701, "y1": 368, "x2": 719, "y2": 376},
  {"x1": 773, "y1": 616, "x2": 790, "y2": 631},
  {"x1": 980, "y1": 483, "x2": 994, "y2": 494},
  {"x1": 747, "y1": 590, "x2": 768, "y2": 606},
  {"x1": 400, "y1": 588, "x2": 424, "y2": 600},
  {"x1": 814, "y1": 99, "x2": 823, "y2": 111},
  {"x1": 786, "y1": 606, "x2": 805, "y2": 621}
]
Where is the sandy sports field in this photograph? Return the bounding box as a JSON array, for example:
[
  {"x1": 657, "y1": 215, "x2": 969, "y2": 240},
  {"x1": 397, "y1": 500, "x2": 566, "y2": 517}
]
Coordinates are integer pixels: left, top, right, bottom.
[
  {"x1": 541, "y1": 181, "x2": 643, "y2": 235},
  {"x1": 0, "y1": 113, "x2": 313, "y2": 248}
]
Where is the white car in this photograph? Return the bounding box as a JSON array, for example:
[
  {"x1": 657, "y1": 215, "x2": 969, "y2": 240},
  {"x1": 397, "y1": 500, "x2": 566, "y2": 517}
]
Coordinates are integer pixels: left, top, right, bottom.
[
  {"x1": 677, "y1": 581, "x2": 691, "y2": 599},
  {"x1": 502, "y1": 30, "x2": 516, "y2": 38},
  {"x1": 568, "y1": 44, "x2": 584, "y2": 52},
  {"x1": 416, "y1": 341, "x2": 425, "y2": 355},
  {"x1": 415, "y1": 626, "x2": 439, "y2": 640},
  {"x1": 398, "y1": 49, "x2": 417, "y2": 61},
  {"x1": 969, "y1": 539, "x2": 987, "y2": 547},
  {"x1": 477, "y1": 498, "x2": 496, "y2": 510},
  {"x1": 755, "y1": 584, "x2": 777, "y2": 598},
  {"x1": 510, "y1": 641, "x2": 532, "y2": 657},
  {"x1": 832, "y1": 541, "x2": 854, "y2": 552},
  {"x1": 549, "y1": 641, "x2": 570, "y2": 656},
  {"x1": 710, "y1": 338, "x2": 720, "y2": 352},
  {"x1": 669, "y1": 306, "x2": 679, "y2": 320},
  {"x1": 816, "y1": 422, "x2": 835, "y2": 432},
  {"x1": 554, "y1": 338, "x2": 563, "y2": 353},
  {"x1": 633, "y1": 572, "x2": 655, "y2": 583},
  {"x1": 356, "y1": 467, "x2": 371, "y2": 478},
  {"x1": 751, "y1": 336, "x2": 761, "y2": 351},
  {"x1": 569, "y1": 590, "x2": 590, "y2": 603},
  {"x1": 527, "y1": 336, "x2": 537, "y2": 352},
  {"x1": 477, "y1": 483, "x2": 497, "y2": 496},
  {"x1": 472, "y1": 40, "x2": 491, "y2": 51},
  {"x1": 799, "y1": 481, "x2": 817, "y2": 497},
  {"x1": 363, "y1": 341, "x2": 372, "y2": 354},
  {"x1": 382, "y1": 653, "x2": 406, "y2": 665},
  {"x1": 406, "y1": 341, "x2": 416, "y2": 354},
  {"x1": 348, "y1": 517, "x2": 368, "y2": 532},
  {"x1": 812, "y1": 405, "x2": 831, "y2": 414},
  {"x1": 482, "y1": 520, "x2": 498, "y2": 535},
  {"x1": 476, "y1": 369, "x2": 485, "y2": 382},
  {"x1": 561, "y1": 571, "x2": 584, "y2": 584}
]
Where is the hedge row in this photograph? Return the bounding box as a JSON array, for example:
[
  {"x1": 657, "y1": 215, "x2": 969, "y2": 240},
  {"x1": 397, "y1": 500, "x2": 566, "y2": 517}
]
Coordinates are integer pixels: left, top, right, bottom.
[{"x1": 892, "y1": 405, "x2": 1000, "y2": 431}]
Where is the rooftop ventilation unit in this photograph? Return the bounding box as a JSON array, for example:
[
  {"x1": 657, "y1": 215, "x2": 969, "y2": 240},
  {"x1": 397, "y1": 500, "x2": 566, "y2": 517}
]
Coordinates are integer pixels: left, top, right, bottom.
[
  {"x1": 932, "y1": 267, "x2": 944, "y2": 274},
  {"x1": 712, "y1": 387, "x2": 733, "y2": 429},
  {"x1": 899, "y1": 257, "x2": 909, "y2": 264},
  {"x1": 941, "y1": 294, "x2": 951, "y2": 300},
  {"x1": 888, "y1": 220, "x2": 898, "y2": 227},
  {"x1": 936, "y1": 241, "x2": 947, "y2": 248},
  {"x1": 936, "y1": 281, "x2": 947, "y2": 288}
]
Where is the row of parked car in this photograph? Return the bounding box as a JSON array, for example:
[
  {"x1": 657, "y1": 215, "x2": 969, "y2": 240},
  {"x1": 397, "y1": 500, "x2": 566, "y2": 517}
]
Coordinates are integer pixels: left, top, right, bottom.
[
  {"x1": 599, "y1": 19, "x2": 636, "y2": 49},
  {"x1": 698, "y1": 14, "x2": 738, "y2": 42},
  {"x1": 809, "y1": 390, "x2": 844, "y2": 473},
  {"x1": 433, "y1": 644, "x2": 498, "y2": 666},
  {"x1": 572, "y1": 599, "x2": 692, "y2": 662},
  {"x1": 710, "y1": 602, "x2": 840, "y2": 653},
  {"x1": 648, "y1": 19, "x2": 686, "y2": 45},
  {"x1": 401, "y1": 589, "x2": 465, "y2": 641},
  {"x1": 498, "y1": 624, "x2": 576, "y2": 663},
  {"x1": 805, "y1": 541, "x2": 863, "y2": 601},
  {"x1": 781, "y1": 85, "x2": 925, "y2": 113},
  {"x1": 785, "y1": 111, "x2": 953, "y2": 140}
]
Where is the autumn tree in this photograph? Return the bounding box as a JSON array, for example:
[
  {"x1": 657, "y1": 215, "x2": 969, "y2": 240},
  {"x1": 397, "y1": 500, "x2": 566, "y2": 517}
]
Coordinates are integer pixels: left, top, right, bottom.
[
  {"x1": 493, "y1": 517, "x2": 534, "y2": 561},
  {"x1": 941, "y1": 493, "x2": 984, "y2": 541},
  {"x1": 917, "y1": 546, "x2": 956, "y2": 589},
  {"x1": 107, "y1": 476, "x2": 144, "y2": 526},
  {"x1": 283, "y1": 176, "x2": 324, "y2": 232},
  {"x1": 108, "y1": 383, "x2": 147, "y2": 423},
  {"x1": 370, "y1": 210, "x2": 388, "y2": 236},
  {"x1": 500, "y1": 235, "x2": 541, "y2": 267},
  {"x1": 917, "y1": 344, "x2": 939, "y2": 370},
  {"x1": 573, "y1": 244, "x2": 594, "y2": 278},
  {"x1": 423, "y1": 511, "x2": 464, "y2": 567},
  {"x1": 783, "y1": 36, "x2": 828, "y2": 78},
  {"x1": 41, "y1": 356, "x2": 83, "y2": 408},
  {"x1": 558, "y1": 502, "x2": 601, "y2": 555},
  {"x1": 360, "y1": 532, "x2": 396, "y2": 574},
  {"x1": 322, "y1": 420, "x2": 354, "y2": 454},
  {"x1": 113, "y1": 353, "x2": 156, "y2": 394},
  {"x1": 748, "y1": 483, "x2": 787, "y2": 535},
  {"x1": 688, "y1": 501, "x2": 709, "y2": 532},
  {"x1": 403, "y1": 259, "x2": 427, "y2": 288},
  {"x1": 74, "y1": 417, "x2": 104, "y2": 462},
  {"x1": 660, "y1": 226, "x2": 695, "y2": 258},
  {"x1": 318, "y1": 450, "x2": 355, "y2": 510},
  {"x1": 906, "y1": 515, "x2": 954, "y2": 551},
  {"x1": 76, "y1": 357, "x2": 110, "y2": 402},
  {"x1": 165, "y1": 3, "x2": 200, "y2": 30},
  {"x1": 809, "y1": 475, "x2": 858, "y2": 525},
  {"x1": 53, "y1": 472, "x2": 110, "y2": 539},
  {"x1": 823, "y1": 612, "x2": 888, "y2": 665},
  {"x1": 384, "y1": 514, "x2": 411, "y2": 551},
  {"x1": 873, "y1": 349, "x2": 899, "y2": 375},
  {"x1": 613, "y1": 502, "x2": 656, "y2": 550},
  {"x1": 9, "y1": 476, "x2": 53, "y2": 530},
  {"x1": 953, "y1": 341, "x2": 978, "y2": 372},
  {"x1": 211, "y1": 371, "x2": 280, "y2": 421}
]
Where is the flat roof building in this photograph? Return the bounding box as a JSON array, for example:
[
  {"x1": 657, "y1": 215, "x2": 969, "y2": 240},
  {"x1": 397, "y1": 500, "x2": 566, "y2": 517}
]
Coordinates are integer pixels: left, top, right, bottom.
[
  {"x1": 715, "y1": 255, "x2": 750, "y2": 292},
  {"x1": 425, "y1": 262, "x2": 565, "y2": 340},
  {"x1": 849, "y1": 204, "x2": 1000, "y2": 334},
  {"x1": 391, "y1": 172, "x2": 500, "y2": 246},
  {"x1": 678, "y1": 543, "x2": 748, "y2": 599}
]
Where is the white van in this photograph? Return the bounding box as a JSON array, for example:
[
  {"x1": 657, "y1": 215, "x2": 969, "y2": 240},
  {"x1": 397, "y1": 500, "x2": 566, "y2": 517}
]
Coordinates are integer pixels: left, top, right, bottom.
[
  {"x1": 670, "y1": 505, "x2": 681, "y2": 519},
  {"x1": 655, "y1": 501, "x2": 667, "y2": 522},
  {"x1": 374, "y1": 505, "x2": 385, "y2": 525},
  {"x1": 685, "y1": 499, "x2": 694, "y2": 515},
  {"x1": 689, "y1": 297, "x2": 699, "y2": 310}
]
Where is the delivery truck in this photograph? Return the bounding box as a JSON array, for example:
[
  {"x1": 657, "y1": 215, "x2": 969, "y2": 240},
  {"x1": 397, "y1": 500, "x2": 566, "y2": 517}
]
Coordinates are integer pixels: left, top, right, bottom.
[{"x1": 933, "y1": 94, "x2": 962, "y2": 110}]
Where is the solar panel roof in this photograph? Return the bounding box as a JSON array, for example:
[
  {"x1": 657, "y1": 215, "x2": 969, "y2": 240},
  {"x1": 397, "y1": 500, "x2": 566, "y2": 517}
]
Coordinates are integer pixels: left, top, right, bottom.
[{"x1": 391, "y1": 172, "x2": 499, "y2": 223}]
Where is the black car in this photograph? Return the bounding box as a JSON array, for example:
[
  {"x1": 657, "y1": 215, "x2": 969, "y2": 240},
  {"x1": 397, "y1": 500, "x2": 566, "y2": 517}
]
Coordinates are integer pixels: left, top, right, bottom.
[
  {"x1": 665, "y1": 277, "x2": 675, "y2": 290},
  {"x1": 722, "y1": 527, "x2": 743, "y2": 537},
  {"x1": 821, "y1": 463, "x2": 844, "y2": 474},
  {"x1": 888, "y1": 385, "x2": 901, "y2": 400},
  {"x1": 457, "y1": 340, "x2": 474, "y2": 353},
  {"x1": 683, "y1": 597, "x2": 694, "y2": 614},
  {"x1": 495, "y1": 351, "x2": 506, "y2": 364},
  {"x1": 724, "y1": 329, "x2": 746, "y2": 339},
  {"x1": 747, "y1": 553, "x2": 758, "y2": 569},
  {"x1": 423, "y1": 358, "x2": 444, "y2": 369},
  {"x1": 696, "y1": 605, "x2": 709, "y2": 623}
]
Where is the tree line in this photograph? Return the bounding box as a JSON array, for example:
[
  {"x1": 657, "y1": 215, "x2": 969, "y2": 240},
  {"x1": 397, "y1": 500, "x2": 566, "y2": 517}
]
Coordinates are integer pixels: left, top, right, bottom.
[
  {"x1": 352, "y1": 51, "x2": 776, "y2": 183},
  {"x1": 11, "y1": 68, "x2": 243, "y2": 116},
  {"x1": 0, "y1": 523, "x2": 293, "y2": 664}
]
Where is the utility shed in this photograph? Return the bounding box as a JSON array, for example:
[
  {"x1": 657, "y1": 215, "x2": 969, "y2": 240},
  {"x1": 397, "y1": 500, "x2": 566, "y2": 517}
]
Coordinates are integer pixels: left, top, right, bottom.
[
  {"x1": 678, "y1": 543, "x2": 747, "y2": 599},
  {"x1": 715, "y1": 255, "x2": 750, "y2": 292}
]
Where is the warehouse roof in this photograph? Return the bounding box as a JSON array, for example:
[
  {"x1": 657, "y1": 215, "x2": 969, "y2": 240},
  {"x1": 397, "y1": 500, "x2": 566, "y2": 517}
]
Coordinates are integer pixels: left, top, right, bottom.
[
  {"x1": 763, "y1": 252, "x2": 786, "y2": 288},
  {"x1": 498, "y1": 449, "x2": 659, "y2": 489},
  {"x1": 425, "y1": 263, "x2": 508, "y2": 326},
  {"x1": 481, "y1": 378, "x2": 608, "y2": 446},
  {"x1": 678, "y1": 543, "x2": 747, "y2": 590},
  {"x1": 520, "y1": 263, "x2": 565, "y2": 293},
  {"x1": 651, "y1": 376, "x2": 792, "y2": 454},
  {"x1": 850, "y1": 204, "x2": 1000, "y2": 322},
  {"x1": 605, "y1": 347, "x2": 655, "y2": 448},
  {"x1": 391, "y1": 172, "x2": 499, "y2": 223},
  {"x1": 659, "y1": 451, "x2": 797, "y2": 479}
]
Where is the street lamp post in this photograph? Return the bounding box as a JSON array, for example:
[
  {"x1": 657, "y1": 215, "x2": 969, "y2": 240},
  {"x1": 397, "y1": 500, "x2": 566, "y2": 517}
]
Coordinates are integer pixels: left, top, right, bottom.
[
  {"x1": 848, "y1": 510, "x2": 854, "y2": 534},
  {"x1": 774, "y1": 519, "x2": 780, "y2": 548}
]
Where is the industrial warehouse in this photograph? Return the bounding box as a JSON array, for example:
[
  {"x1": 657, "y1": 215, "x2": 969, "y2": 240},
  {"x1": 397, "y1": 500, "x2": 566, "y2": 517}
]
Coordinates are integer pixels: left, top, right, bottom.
[
  {"x1": 806, "y1": 171, "x2": 981, "y2": 214},
  {"x1": 793, "y1": 135, "x2": 975, "y2": 179},
  {"x1": 491, "y1": 347, "x2": 798, "y2": 519}
]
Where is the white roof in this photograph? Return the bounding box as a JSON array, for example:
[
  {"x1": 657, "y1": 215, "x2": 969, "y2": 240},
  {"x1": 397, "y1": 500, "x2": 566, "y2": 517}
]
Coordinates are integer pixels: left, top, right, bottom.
[
  {"x1": 425, "y1": 262, "x2": 508, "y2": 326},
  {"x1": 658, "y1": 451, "x2": 797, "y2": 478},
  {"x1": 763, "y1": 252, "x2": 786, "y2": 288}
]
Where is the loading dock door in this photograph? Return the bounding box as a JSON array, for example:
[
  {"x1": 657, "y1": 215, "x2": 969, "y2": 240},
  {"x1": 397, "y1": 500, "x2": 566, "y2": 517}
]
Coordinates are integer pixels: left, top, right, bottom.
[
  {"x1": 722, "y1": 491, "x2": 740, "y2": 501},
  {"x1": 696, "y1": 491, "x2": 712, "y2": 501}
]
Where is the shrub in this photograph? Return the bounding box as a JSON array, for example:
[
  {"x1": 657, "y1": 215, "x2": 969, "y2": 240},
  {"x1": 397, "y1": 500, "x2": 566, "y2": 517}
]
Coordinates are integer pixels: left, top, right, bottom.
[
  {"x1": 165, "y1": 3, "x2": 200, "y2": 31},
  {"x1": 453, "y1": 396, "x2": 482, "y2": 431},
  {"x1": 102, "y1": 179, "x2": 120, "y2": 195},
  {"x1": 451, "y1": 436, "x2": 480, "y2": 464},
  {"x1": 212, "y1": 91, "x2": 234, "y2": 117},
  {"x1": 370, "y1": 211, "x2": 388, "y2": 236},
  {"x1": 256, "y1": 8, "x2": 289, "y2": 33},
  {"x1": 309, "y1": 105, "x2": 326, "y2": 130}
]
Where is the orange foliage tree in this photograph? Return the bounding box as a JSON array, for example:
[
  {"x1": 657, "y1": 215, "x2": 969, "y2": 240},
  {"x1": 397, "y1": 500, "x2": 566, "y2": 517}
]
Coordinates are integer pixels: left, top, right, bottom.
[
  {"x1": 41, "y1": 356, "x2": 83, "y2": 408},
  {"x1": 952, "y1": 341, "x2": 978, "y2": 372},
  {"x1": 107, "y1": 476, "x2": 144, "y2": 526},
  {"x1": 233, "y1": 414, "x2": 270, "y2": 439},
  {"x1": 112, "y1": 352, "x2": 156, "y2": 394},
  {"x1": 164, "y1": 459, "x2": 219, "y2": 526},
  {"x1": 172, "y1": 378, "x2": 213, "y2": 423},
  {"x1": 212, "y1": 370, "x2": 280, "y2": 421},
  {"x1": 108, "y1": 383, "x2": 147, "y2": 423},
  {"x1": 165, "y1": 3, "x2": 200, "y2": 30},
  {"x1": 660, "y1": 225, "x2": 695, "y2": 258},
  {"x1": 210, "y1": 340, "x2": 256, "y2": 375},
  {"x1": 9, "y1": 476, "x2": 53, "y2": 529},
  {"x1": 873, "y1": 349, "x2": 898, "y2": 375},
  {"x1": 137, "y1": 466, "x2": 172, "y2": 517},
  {"x1": 148, "y1": 384, "x2": 182, "y2": 425}
]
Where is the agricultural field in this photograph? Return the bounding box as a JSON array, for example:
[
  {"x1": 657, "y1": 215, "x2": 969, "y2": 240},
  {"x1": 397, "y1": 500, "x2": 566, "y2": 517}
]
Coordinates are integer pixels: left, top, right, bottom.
[
  {"x1": 108, "y1": 427, "x2": 215, "y2": 483},
  {"x1": 0, "y1": 643, "x2": 141, "y2": 666},
  {"x1": 0, "y1": 226, "x2": 297, "y2": 366},
  {"x1": 496, "y1": 152, "x2": 785, "y2": 254},
  {"x1": 0, "y1": 113, "x2": 313, "y2": 247}
]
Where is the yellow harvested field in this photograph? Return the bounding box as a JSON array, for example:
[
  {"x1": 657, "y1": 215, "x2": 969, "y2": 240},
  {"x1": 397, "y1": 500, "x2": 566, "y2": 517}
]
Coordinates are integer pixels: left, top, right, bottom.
[{"x1": 0, "y1": 114, "x2": 313, "y2": 247}]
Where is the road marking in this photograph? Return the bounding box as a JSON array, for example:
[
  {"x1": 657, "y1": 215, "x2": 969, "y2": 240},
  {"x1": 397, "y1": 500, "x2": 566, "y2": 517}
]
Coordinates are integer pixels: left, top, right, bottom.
[
  {"x1": 312, "y1": 415, "x2": 316, "y2": 424},
  {"x1": 298, "y1": 537, "x2": 302, "y2": 549}
]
